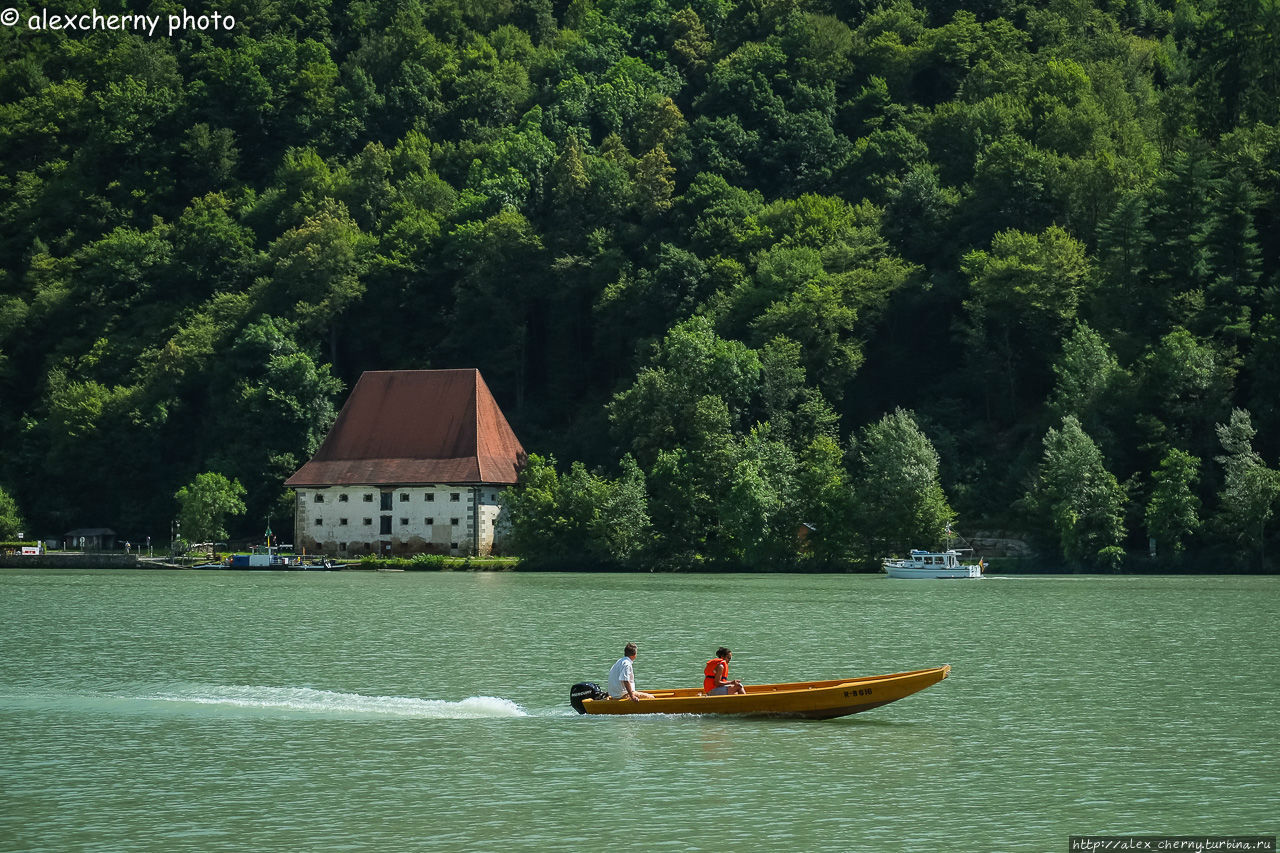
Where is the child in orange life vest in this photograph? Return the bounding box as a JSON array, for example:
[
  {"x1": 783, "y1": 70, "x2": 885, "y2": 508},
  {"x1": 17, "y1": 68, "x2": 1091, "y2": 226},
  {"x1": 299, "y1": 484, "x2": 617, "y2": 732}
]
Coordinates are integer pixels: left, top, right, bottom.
[{"x1": 703, "y1": 647, "x2": 746, "y2": 695}]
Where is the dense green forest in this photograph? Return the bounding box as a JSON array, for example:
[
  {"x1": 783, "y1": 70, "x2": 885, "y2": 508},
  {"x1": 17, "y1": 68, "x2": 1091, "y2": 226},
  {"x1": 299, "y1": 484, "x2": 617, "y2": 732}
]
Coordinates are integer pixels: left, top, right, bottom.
[{"x1": 1, "y1": 0, "x2": 1278, "y2": 568}]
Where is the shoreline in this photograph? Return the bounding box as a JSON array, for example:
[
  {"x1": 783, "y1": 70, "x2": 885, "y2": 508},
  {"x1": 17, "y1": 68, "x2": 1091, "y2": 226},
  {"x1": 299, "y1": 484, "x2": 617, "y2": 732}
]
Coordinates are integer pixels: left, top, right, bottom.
[{"x1": 2, "y1": 554, "x2": 1276, "y2": 576}]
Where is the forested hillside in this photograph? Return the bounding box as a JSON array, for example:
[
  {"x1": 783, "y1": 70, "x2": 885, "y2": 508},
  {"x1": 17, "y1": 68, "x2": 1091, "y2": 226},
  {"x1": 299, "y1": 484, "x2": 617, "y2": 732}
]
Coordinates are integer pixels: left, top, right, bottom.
[{"x1": 2, "y1": 0, "x2": 1278, "y2": 568}]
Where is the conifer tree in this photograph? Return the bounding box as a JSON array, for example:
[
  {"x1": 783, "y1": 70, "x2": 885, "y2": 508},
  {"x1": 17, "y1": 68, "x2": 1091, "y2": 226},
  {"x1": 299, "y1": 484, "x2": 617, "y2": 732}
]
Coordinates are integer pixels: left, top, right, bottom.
[
  {"x1": 1095, "y1": 191, "x2": 1151, "y2": 335},
  {"x1": 1145, "y1": 147, "x2": 1218, "y2": 330},
  {"x1": 1203, "y1": 177, "x2": 1262, "y2": 340}
]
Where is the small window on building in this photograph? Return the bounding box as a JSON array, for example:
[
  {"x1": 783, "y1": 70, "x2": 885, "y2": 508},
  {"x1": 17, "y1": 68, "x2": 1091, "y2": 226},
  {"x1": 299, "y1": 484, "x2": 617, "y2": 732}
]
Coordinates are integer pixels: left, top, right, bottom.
[
  {"x1": 450, "y1": 493, "x2": 460, "y2": 502},
  {"x1": 425, "y1": 493, "x2": 435, "y2": 502},
  {"x1": 363, "y1": 494, "x2": 374, "y2": 502},
  {"x1": 380, "y1": 517, "x2": 392, "y2": 535},
  {"x1": 490, "y1": 493, "x2": 497, "y2": 501},
  {"x1": 363, "y1": 518, "x2": 373, "y2": 526},
  {"x1": 339, "y1": 542, "x2": 346, "y2": 551},
  {"x1": 425, "y1": 517, "x2": 434, "y2": 526},
  {"x1": 314, "y1": 494, "x2": 324, "y2": 503},
  {"x1": 400, "y1": 493, "x2": 409, "y2": 502},
  {"x1": 339, "y1": 518, "x2": 348, "y2": 526},
  {"x1": 314, "y1": 518, "x2": 323, "y2": 526},
  {"x1": 450, "y1": 542, "x2": 458, "y2": 550},
  {"x1": 451, "y1": 518, "x2": 459, "y2": 526},
  {"x1": 399, "y1": 518, "x2": 408, "y2": 526},
  {"x1": 339, "y1": 494, "x2": 349, "y2": 503}
]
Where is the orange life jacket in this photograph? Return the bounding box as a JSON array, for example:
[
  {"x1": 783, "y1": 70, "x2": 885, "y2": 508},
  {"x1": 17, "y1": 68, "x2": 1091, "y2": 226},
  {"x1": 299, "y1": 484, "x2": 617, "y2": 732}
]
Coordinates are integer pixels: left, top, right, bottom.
[{"x1": 703, "y1": 658, "x2": 729, "y2": 692}]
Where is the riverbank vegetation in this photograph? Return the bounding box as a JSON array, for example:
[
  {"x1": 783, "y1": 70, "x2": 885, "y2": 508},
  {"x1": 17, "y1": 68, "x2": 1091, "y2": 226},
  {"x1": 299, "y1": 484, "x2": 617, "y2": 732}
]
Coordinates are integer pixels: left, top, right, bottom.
[
  {"x1": 355, "y1": 554, "x2": 521, "y2": 571},
  {"x1": 2, "y1": 0, "x2": 1278, "y2": 570},
  {"x1": 0, "y1": 486, "x2": 24, "y2": 539}
]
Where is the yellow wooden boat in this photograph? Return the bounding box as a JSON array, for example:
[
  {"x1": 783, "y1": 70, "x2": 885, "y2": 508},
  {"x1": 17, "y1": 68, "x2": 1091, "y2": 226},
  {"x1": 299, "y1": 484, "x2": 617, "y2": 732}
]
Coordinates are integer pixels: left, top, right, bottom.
[{"x1": 576, "y1": 665, "x2": 950, "y2": 720}]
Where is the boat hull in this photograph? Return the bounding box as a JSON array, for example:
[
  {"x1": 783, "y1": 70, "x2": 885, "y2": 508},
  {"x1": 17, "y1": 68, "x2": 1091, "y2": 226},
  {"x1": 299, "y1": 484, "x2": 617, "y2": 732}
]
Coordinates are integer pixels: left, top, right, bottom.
[{"x1": 580, "y1": 665, "x2": 950, "y2": 720}]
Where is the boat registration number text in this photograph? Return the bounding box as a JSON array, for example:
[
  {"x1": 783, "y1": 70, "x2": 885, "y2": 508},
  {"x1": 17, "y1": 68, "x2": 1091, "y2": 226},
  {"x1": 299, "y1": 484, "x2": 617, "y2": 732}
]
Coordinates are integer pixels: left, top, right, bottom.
[{"x1": 843, "y1": 688, "x2": 873, "y2": 698}]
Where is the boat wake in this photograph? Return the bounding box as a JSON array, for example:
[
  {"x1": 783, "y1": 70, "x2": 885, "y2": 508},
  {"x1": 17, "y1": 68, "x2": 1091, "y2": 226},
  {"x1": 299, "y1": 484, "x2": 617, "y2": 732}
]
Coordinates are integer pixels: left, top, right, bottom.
[
  {"x1": 2, "y1": 685, "x2": 528, "y2": 719},
  {"x1": 152, "y1": 685, "x2": 529, "y2": 718}
]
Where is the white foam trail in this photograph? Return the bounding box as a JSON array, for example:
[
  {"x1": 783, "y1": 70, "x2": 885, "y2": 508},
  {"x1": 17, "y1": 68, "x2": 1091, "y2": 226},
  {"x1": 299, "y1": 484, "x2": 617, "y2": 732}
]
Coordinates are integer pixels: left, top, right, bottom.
[{"x1": 149, "y1": 685, "x2": 528, "y2": 718}]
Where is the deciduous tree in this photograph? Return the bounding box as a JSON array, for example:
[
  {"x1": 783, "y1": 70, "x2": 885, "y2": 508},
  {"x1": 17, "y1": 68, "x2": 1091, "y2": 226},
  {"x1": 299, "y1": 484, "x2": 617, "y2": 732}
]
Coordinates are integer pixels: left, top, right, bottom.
[
  {"x1": 1145, "y1": 448, "x2": 1201, "y2": 561},
  {"x1": 0, "y1": 485, "x2": 25, "y2": 539},
  {"x1": 175, "y1": 472, "x2": 247, "y2": 545},
  {"x1": 1027, "y1": 416, "x2": 1127, "y2": 569},
  {"x1": 1214, "y1": 409, "x2": 1280, "y2": 564},
  {"x1": 850, "y1": 409, "x2": 952, "y2": 562}
]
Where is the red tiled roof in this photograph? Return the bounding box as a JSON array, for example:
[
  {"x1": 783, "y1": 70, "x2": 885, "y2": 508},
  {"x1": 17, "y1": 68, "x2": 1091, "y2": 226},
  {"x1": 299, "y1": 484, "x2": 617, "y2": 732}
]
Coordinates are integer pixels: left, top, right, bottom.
[{"x1": 284, "y1": 369, "x2": 526, "y2": 487}]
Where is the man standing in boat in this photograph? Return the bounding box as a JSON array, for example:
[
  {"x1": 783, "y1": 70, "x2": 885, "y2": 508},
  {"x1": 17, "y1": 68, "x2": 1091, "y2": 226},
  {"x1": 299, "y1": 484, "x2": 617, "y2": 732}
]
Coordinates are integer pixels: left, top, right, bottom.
[
  {"x1": 704, "y1": 647, "x2": 746, "y2": 695},
  {"x1": 608, "y1": 642, "x2": 654, "y2": 701}
]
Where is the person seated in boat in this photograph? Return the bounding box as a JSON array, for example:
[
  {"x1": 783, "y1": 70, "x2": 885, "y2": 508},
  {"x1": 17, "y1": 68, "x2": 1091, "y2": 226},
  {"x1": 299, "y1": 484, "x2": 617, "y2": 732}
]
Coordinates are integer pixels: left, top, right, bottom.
[
  {"x1": 703, "y1": 647, "x2": 746, "y2": 695},
  {"x1": 608, "y1": 642, "x2": 654, "y2": 702}
]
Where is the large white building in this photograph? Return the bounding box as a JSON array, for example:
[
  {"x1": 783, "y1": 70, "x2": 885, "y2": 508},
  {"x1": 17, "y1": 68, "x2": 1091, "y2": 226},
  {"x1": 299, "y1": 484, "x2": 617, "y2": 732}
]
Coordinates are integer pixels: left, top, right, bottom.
[{"x1": 285, "y1": 369, "x2": 525, "y2": 557}]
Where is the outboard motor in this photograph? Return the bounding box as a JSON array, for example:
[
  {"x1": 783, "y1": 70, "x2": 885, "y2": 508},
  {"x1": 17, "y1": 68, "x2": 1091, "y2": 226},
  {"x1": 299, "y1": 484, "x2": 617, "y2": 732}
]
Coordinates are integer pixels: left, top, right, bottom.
[{"x1": 569, "y1": 682, "x2": 609, "y2": 714}]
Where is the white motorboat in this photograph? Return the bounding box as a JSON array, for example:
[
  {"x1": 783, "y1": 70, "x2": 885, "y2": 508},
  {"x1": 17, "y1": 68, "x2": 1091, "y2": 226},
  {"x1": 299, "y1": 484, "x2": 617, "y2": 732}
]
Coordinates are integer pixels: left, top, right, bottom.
[{"x1": 882, "y1": 549, "x2": 984, "y2": 579}]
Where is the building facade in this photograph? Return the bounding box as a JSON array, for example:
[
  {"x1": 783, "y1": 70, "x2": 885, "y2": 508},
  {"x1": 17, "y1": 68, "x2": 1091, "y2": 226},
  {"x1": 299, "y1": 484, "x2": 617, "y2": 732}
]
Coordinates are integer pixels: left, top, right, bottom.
[
  {"x1": 286, "y1": 369, "x2": 525, "y2": 557},
  {"x1": 293, "y1": 484, "x2": 507, "y2": 556}
]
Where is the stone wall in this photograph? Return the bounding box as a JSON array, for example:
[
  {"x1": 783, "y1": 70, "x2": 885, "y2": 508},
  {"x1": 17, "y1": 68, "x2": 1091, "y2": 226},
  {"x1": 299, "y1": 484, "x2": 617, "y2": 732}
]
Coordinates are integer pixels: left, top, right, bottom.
[
  {"x1": 0, "y1": 553, "x2": 141, "y2": 569},
  {"x1": 969, "y1": 532, "x2": 1035, "y2": 558}
]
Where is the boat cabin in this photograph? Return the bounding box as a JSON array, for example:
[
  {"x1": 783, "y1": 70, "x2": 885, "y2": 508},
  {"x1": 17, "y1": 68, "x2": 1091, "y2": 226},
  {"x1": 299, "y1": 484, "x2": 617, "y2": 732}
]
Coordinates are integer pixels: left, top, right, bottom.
[{"x1": 906, "y1": 550, "x2": 964, "y2": 568}]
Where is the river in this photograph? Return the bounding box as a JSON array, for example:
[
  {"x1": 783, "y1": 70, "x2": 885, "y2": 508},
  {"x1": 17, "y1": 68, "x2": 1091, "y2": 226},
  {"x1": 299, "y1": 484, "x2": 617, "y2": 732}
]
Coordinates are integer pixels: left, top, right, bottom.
[{"x1": 1, "y1": 570, "x2": 1276, "y2": 851}]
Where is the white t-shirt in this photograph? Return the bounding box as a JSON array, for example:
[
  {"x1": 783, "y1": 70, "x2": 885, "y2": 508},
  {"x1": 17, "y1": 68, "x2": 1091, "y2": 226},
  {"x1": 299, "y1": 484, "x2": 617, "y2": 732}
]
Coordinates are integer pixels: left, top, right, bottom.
[{"x1": 607, "y1": 656, "x2": 634, "y2": 697}]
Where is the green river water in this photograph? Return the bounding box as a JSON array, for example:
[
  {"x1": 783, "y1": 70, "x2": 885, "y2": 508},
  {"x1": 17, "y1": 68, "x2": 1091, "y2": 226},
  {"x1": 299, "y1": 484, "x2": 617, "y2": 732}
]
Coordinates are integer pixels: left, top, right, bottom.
[{"x1": 0, "y1": 570, "x2": 1276, "y2": 852}]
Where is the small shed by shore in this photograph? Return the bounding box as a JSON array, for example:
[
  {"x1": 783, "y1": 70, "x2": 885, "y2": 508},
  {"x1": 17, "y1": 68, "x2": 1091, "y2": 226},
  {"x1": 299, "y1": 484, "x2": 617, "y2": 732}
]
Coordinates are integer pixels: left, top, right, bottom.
[{"x1": 64, "y1": 528, "x2": 117, "y2": 550}]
